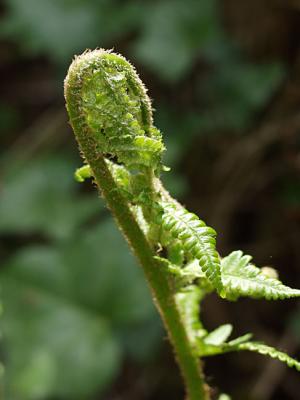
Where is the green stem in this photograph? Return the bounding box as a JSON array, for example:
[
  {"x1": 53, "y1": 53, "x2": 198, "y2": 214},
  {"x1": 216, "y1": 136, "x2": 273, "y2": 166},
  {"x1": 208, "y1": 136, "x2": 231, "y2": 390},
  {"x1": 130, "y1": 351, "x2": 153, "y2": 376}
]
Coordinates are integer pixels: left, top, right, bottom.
[{"x1": 65, "y1": 52, "x2": 209, "y2": 400}]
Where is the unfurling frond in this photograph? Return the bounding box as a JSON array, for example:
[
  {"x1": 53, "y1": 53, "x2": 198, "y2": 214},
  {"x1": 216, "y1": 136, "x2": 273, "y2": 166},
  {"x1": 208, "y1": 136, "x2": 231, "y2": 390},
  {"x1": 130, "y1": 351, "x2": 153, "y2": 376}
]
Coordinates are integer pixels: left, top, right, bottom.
[
  {"x1": 161, "y1": 203, "x2": 223, "y2": 294},
  {"x1": 66, "y1": 49, "x2": 300, "y2": 398},
  {"x1": 75, "y1": 160, "x2": 132, "y2": 197},
  {"x1": 221, "y1": 251, "x2": 300, "y2": 301},
  {"x1": 66, "y1": 50, "x2": 164, "y2": 172}
]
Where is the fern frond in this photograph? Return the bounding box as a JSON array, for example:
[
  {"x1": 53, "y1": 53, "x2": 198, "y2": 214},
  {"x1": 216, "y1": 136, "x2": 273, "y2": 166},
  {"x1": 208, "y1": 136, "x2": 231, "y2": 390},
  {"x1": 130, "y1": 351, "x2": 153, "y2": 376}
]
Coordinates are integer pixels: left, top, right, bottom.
[
  {"x1": 106, "y1": 134, "x2": 164, "y2": 169},
  {"x1": 233, "y1": 342, "x2": 300, "y2": 371},
  {"x1": 203, "y1": 324, "x2": 233, "y2": 346},
  {"x1": 198, "y1": 325, "x2": 249, "y2": 357},
  {"x1": 199, "y1": 326, "x2": 300, "y2": 371},
  {"x1": 75, "y1": 160, "x2": 132, "y2": 191},
  {"x1": 221, "y1": 251, "x2": 300, "y2": 300},
  {"x1": 161, "y1": 203, "x2": 223, "y2": 294},
  {"x1": 180, "y1": 260, "x2": 206, "y2": 282},
  {"x1": 105, "y1": 159, "x2": 131, "y2": 193},
  {"x1": 74, "y1": 165, "x2": 92, "y2": 182},
  {"x1": 176, "y1": 285, "x2": 206, "y2": 346},
  {"x1": 74, "y1": 50, "x2": 165, "y2": 171}
]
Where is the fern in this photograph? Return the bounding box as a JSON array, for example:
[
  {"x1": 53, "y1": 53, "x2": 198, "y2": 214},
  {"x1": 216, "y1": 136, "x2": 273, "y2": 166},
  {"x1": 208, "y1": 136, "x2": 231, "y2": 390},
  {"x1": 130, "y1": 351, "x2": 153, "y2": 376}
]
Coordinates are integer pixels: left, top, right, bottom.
[
  {"x1": 161, "y1": 202, "x2": 223, "y2": 295},
  {"x1": 198, "y1": 325, "x2": 300, "y2": 372},
  {"x1": 175, "y1": 285, "x2": 207, "y2": 346},
  {"x1": 203, "y1": 324, "x2": 233, "y2": 346},
  {"x1": 221, "y1": 251, "x2": 300, "y2": 300},
  {"x1": 65, "y1": 49, "x2": 300, "y2": 400},
  {"x1": 235, "y1": 342, "x2": 300, "y2": 371},
  {"x1": 74, "y1": 164, "x2": 92, "y2": 182},
  {"x1": 75, "y1": 160, "x2": 141, "y2": 202},
  {"x1": 77, "y1": 50, "x2": 165, "y2": 171}
]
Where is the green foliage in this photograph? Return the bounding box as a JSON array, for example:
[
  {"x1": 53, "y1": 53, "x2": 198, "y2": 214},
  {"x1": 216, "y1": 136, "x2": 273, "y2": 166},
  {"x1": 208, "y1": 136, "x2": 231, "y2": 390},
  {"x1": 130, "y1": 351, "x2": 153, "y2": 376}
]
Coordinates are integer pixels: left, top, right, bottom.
[
  {"x1": 66, "y1": 49, "x2": 211, "y2": 399},
  {"x1": 74, "y1": 164, "x2": 92, "y2": 183},
  {"x1": 133, "y1": 0, "x2": 222, "y2": 81},
  {"x1": 1, "y1": 0, "x2": 141, "y2": 64},
  {"x1": 234, "y1": 342, "x2": 300, "y2": 371},
  {"x1": 0, "y1": 153, "x2": 160, "y2": 398},
  {"x1": 0, "y1": 157, "x2": 102, "y2": 240},
  {"x1": 203, "y1": 324, "x2": 233, "y2": 346},
  {"x1": 2, "y1": 0, "x2": 285, "y2": 151},
  {"x1": 65, "y1": 49, "x2": 300, "y2": 398},
  {"x1": 0, "y1": 219, "x2": 159, "y2": 399},
  {"x1": 161, "y1": 203, "x2": 223, "y2": 294},
  {"x1": 0, "y1": 0, "x2": 296, "y2": 397},
  {"x1": 74, "y1": 50, "x2": 164, "y2": 171},
  {"x1": 198, "y1": 323, "x2": 300, "y2": 372},
  {"x1": 201, "y1": 54, "x2": 285, "y2": 131},
  {"x1": 175, "y1": 285, "x2": 206, "y2": 345},
  {"x1": 221, "y1": 251, "x2": 300, "y2": 301}
]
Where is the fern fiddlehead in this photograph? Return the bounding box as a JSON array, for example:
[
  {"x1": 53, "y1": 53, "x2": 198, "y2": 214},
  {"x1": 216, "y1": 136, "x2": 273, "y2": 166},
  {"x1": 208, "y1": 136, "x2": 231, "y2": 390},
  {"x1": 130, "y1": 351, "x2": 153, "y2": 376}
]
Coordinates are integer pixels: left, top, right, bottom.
[
  {"x1": 65, "y1": 49, "x2": 300, "y2": 399},
  {"x1": 65, "y1": 49, "x2": 209, "y2": 400},
  {"x1": 70, "y1": 50, "x2": 164, "y2": 171}
]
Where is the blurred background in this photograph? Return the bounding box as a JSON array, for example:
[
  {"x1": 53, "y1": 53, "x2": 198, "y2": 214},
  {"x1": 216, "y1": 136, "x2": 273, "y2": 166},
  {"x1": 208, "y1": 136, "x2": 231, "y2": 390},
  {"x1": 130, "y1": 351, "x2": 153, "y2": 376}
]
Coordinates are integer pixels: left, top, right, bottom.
[{"x1": 1, "y1": 0, "x2": 300, "y2": 399}]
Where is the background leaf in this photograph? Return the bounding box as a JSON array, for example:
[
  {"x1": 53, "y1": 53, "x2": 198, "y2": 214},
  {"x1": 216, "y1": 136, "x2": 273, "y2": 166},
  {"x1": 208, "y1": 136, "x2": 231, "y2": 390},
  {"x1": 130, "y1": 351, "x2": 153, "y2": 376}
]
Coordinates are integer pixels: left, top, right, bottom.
[
  {"x1": 0, "y1": 219, "x2": 160, "y2": 399},
  {"x1": 0, "y1": 157, "x2": 102, "y2": 240}
]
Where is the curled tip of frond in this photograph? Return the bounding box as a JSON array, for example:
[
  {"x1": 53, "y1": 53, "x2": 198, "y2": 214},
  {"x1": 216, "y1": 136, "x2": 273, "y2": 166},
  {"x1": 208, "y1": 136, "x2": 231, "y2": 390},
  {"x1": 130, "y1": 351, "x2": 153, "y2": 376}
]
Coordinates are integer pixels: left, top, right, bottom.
[{"x1": 65, "y1": 49, "x2": 165, "y2": 172}]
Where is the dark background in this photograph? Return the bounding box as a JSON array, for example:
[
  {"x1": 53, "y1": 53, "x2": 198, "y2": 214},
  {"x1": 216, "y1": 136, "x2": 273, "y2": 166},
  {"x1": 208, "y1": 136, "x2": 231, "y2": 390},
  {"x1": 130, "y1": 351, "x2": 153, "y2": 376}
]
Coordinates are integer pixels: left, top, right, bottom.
[{"x1": 1, "y1": 1, "x2": 300, "y2": 399}]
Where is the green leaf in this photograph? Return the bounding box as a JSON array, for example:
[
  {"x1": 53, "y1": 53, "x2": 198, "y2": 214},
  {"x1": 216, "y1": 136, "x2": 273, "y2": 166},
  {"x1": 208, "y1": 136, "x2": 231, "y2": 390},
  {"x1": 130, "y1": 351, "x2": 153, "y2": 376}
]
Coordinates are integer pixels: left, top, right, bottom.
[
  {"x1": 203, "y1": 324, "x2": 233, "y2": 346},
  {"x1": 198, "y1": 330, "x2": 252, "y2": 358},
  {"x1": 161, "y1": 203, "x2": 223, "y2": 294},
  {"x1": 175, "y1": 259, "x2": 205, "y2": 282},
  {"x1": 2, "y1": 0, "x2": 99, "y2": 62},
  {"x1": 0, "y1": 219, "x2": 158, "y2": 399},
  {"x1": 1, "y1": 274, "x2": 121, "y2": 400},
  {"x1": 1, "y1": 0, "x2": 141, "y2": 65},
  {"x1": 0, "y1": 157, "x2": 102, "y2": 240},
  {"x1": 133, "y1": 0, "x2": 222, "y2": 81},
  {"x1": 176, "y1": 286, "x2": 206, "y2": 344},
  {"x1": 74, "y1": 164, "x2": 92, "y2": 182},
  {"x1": 227, "y1": 333, "x2": 253, "y2": 347},
  {"x1": 76, "y1": 50, "x2": 165, "y2": 171},
  {"x1": 218, "y1": 394, "x2": 231, "y2": 400},
  {"x1": 203, "y1": 59, "x2": 285, "y2": 131},
  {"x1": 221, "y1": 251, "x2": 300, "y2": 301},
  {"x1": 231, "y1": 342, "x2": 300, "y2": 372},
  {"x1": 199, "y1": 326, "x2": 300, "y2": 372}
]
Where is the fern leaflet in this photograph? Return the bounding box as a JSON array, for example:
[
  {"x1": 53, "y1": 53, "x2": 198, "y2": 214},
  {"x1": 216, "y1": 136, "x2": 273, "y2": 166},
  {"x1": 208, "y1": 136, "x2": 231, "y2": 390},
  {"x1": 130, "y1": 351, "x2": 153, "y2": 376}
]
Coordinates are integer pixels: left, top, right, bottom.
[
  {"x1": 175, "y1": 285, "x2": 206, "y2": 346},
  {"x1": 203, "y1": 324, "x2": 233, "y2": 346},
  {"x1": 161, "y1": 203, "x2": 223, "y2": 294},
  {"x1": 221, "y1": 251, "x2": 300, "y2": 300},
  {"x1": 199, "y1": 327, "x2": 300, "y2": 372},
  {"x1": 235, "y1": 342, "x2": 300, "y2": 371}
]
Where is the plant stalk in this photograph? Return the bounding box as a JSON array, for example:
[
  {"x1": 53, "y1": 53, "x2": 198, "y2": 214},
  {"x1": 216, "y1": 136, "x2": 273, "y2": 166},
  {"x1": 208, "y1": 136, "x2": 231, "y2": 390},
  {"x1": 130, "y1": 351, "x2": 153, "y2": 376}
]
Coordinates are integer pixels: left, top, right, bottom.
[{"x1": 65, "y1": 58, "x2": 209, "y2": 400}]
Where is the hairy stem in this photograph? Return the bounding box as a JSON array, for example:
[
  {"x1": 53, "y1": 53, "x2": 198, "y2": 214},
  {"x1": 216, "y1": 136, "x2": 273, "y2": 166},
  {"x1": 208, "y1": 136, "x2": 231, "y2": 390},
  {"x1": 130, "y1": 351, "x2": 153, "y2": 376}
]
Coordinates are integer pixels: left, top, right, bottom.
[{"x1": 65, "y1": 50, "x2": 209, "y2": 400}]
